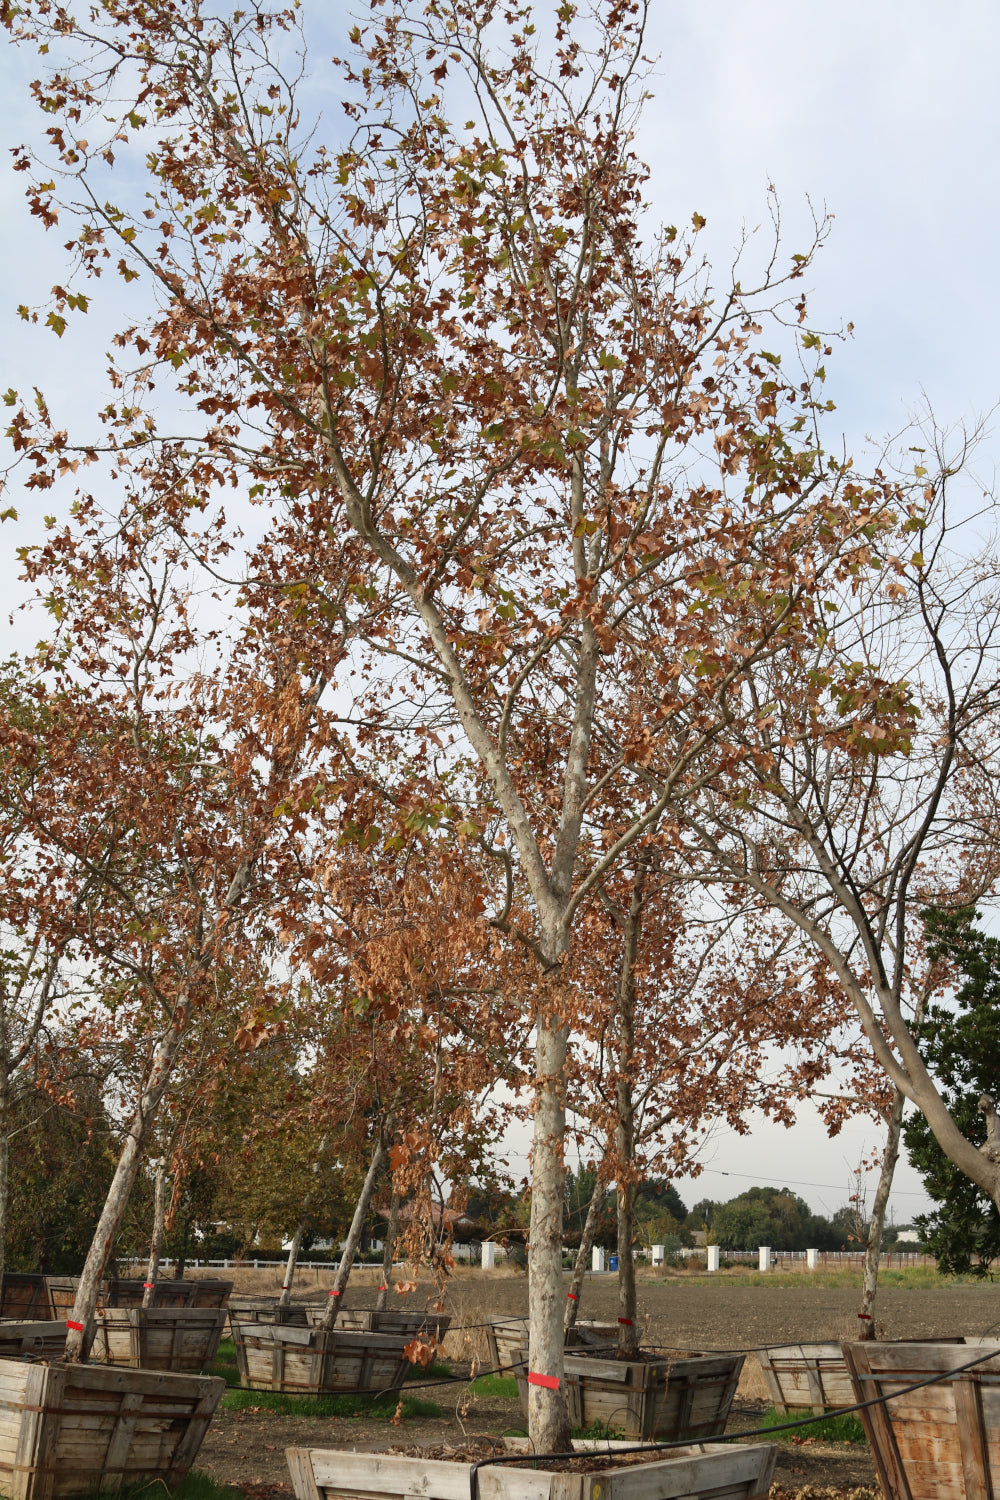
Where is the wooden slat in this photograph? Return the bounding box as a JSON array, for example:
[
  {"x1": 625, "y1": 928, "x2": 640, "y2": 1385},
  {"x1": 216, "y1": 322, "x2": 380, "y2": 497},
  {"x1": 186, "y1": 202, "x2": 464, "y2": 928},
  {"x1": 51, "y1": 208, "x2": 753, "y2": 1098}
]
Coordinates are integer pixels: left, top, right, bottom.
[
  {"x1": 954, "y1": 1376, "x2": 993, "y2": 1500},
  {"x1": 286, "y1": 1448, "x2": 325, "y2": 1500},
  {"x1": 842, "y1": 1342, "x2": 914, "y2": 1500},
  {"x1": 307, "y1": 1449, "x2": 555, "y2": 1500},
  {"x1": 11, "y1": 1362, "x2": 48, "y2": 1500},
  {"x1": 99, "y1": 1391, "x2": 143, "y2": 1487},
  {"x1": 291, "y1": 1441, "x2": 778, "y2": 1500},
  {"x1": 167, "y1": 1383, "x2": 226, "y2": 1480}
]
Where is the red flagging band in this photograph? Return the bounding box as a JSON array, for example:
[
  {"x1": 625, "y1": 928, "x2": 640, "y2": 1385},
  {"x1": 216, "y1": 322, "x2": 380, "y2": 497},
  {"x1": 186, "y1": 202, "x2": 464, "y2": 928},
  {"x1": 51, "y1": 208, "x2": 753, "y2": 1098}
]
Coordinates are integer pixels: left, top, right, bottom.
[
  {"x1": 379, "y1": 1285, "x2": 389, "y2": 1292},
  {"x1": 65, "y1": 1320, "x2": 84, "y2": 1332},
  {"x1": 857, "y1": 1312, "x2": 872, "y2": 1320},
  {"x1": 566, "y1": 1292, "x2": 578, "y2": 1300},
  {"x1": 527, "y1": 1371, "x2": 560, "y2": 1390},
  {"x1": 328, "y1": 1288, "x2": 342, "y2": 1296},
  {"x1": 143, "y1": 1283, "x2": 155, "y2": 1289},
  {"x1": 618, "y1": 1318, "x2": 633, "y2": 1326}
]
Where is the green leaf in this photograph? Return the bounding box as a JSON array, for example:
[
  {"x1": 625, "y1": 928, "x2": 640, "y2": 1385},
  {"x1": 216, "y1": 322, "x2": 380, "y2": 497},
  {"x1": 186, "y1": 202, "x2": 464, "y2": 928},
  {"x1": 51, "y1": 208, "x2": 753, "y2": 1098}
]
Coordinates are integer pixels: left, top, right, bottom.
[{"x1": 45, "y1": 312, "x2": 66, "y2": 338}]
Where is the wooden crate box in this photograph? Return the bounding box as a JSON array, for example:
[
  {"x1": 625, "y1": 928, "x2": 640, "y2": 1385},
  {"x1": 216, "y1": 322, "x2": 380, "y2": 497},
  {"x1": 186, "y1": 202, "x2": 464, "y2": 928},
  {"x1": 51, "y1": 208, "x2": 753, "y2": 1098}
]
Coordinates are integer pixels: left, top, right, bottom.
[
  {"x1": 306, "y1": 1308, "x2": 452, "y2": 1341},
  {"x1": 843, "y1": 1339, "x2": 1000, "y2": 1500},
  {"x1": 484, "y1": 1318, "x2": 617, "y2": 1372},
  {"x1": 0, "y1": 1356, "x2": 223, "y2": 1499},
  {"x1": 0, "y1": 1322, "x2": 67, "y2": 1360},
  {"x1": 231, "y1": 1321, "x2": 411, "y2": 1394},
  {"x1": 105, "y1": 1277, "x2": 232, "y2": 1309},
  {"x1": 758, "y1": 1342, "x2": 856, "y2": 1413},
  {"x1": 0, "y1": 1278, "x2": 51, "y2": 1322},
  {"x1": 759, "y1": 1337, "x2": 968, "y2": 1416},
  {"x1": 228, "y1": 1296, "x2": 309, "y2": 1332},
  {"x1": 515, "y1": 1348, "x2": 745, "y2": 1441},
  {"x1": 286, "y1": 1438, "x2": 778, "y2": 1500},
  {"x1": 90, "y1": 1306, "x2": 228, "y2": 1373}
]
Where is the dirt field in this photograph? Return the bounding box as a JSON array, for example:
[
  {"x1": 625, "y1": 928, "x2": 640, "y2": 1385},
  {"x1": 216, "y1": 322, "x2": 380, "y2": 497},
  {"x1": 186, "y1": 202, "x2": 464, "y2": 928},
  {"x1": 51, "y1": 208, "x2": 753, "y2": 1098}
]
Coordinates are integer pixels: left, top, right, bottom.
[{"x1": 195, "y1": 1267, "x2": 1000, "y2": 1497}]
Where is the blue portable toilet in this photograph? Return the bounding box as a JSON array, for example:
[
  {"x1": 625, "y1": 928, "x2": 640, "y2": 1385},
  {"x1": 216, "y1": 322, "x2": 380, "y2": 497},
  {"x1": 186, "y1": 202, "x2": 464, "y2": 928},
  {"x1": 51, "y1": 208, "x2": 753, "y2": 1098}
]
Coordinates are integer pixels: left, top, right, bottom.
[{"x1": 608, "y1": 1253, "x2": 619, "y2": 1272}]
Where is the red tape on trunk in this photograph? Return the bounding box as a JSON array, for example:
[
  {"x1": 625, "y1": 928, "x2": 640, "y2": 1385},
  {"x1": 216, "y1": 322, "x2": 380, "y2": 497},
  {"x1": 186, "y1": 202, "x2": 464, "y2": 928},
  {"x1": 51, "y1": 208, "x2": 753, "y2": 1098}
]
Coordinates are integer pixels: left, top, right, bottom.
[
  {"x1": 143, "y1": 1283, "x2": 155, "y2": 1289},
  {"x1": 566, "y1": 1292, "x2": 578, "y2": 1300},
  {"x1": 618, "y1": 1318, "x2": 633, "y2": 1326},
  {"x1": 379, "y1": 1285, "x2": 389, "y2": 1292},
  {"x1": 527, "y1": 1371, "x2": 560, "y2": 1390},
  {"x1": 857, "y1": 1313, "x2": 872, "y2": 1320},
  {"x1": 66, "y1": 1320, "x2": 84, "y2": 1332},
  {"x1": 328, "y1": 1288, "x2": 341, "y2": 1296}
]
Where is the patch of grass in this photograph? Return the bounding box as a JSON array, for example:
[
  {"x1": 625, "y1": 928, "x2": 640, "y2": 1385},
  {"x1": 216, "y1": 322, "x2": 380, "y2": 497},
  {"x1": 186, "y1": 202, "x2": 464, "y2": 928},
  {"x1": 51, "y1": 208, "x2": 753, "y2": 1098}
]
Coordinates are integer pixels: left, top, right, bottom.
[
  {"x1": 84, "y1": 1475, "x2": 242, "y2": 1500},
  {"x1": 410, "y1": 1358, "x2": 452, "y2": 1380},
  {"x1": 662, "y1": 1266, "x2": 973, "y2": 1290},
  {"x1": 760, "y1": 1406, "x2": 868, "y2": 1444},
  {"x1": 574, "y1": 1418, "x2": 625, "y2": 1441},
  {"x1": 467, "y1": 1372, "x2": 519, "y2": 1399},
  {"x1": 208, "y1": 1335, "x2": 240, "y2": 1387},
  {"x1": 221, "y1": 1385, "x2": 444, "y2": 1420}
]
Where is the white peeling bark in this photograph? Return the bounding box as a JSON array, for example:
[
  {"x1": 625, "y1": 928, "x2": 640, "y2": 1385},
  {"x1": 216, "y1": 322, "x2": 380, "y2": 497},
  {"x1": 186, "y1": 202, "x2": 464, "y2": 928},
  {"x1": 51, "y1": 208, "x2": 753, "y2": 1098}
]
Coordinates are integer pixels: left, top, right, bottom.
[
  {"x1": 318, "y1": 1141, "x2": 386, "y2": 1331},
  {"x1": 278, "y1": 1221, "x2": 305, "y2": 1308},
  {"x1": 858, "y1": 1086, "x2": 906, "y2": 1339},
  {"x1": 564, "y1": 1170, "x2": 606, "y2": 1331},
  {"x1": 64, "y1": 1013, "x2": 186, "y2": 1359},
  {"x1": 141, "y1": 1158, "x2": 167, "y2": 1308},
  {"x1": 614, "y1": 868, "x2": 643, "y2": 1358},
  {"x1": 0, "y1": 1072, "x2": 9, "y2": 1290},
  {"x1": 528, "y1": 1016, "x2": 573, "y2": 1452}
]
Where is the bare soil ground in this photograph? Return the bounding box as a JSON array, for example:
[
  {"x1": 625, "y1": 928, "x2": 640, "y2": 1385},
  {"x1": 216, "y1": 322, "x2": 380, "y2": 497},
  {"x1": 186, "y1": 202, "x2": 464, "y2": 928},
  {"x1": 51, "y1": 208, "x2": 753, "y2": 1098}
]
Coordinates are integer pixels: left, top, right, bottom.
[{"x1": 195, "y1": 1268, "x2": 1000, "y2": 1498}]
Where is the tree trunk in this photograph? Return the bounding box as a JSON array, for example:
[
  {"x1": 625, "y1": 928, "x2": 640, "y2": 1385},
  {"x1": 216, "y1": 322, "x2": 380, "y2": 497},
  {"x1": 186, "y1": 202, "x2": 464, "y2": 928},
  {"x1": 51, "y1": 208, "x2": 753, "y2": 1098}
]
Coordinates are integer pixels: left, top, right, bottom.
[
  {"x1": 141, "y1": 1158, "x2": 167, "y2": 1308},
  {"x1": 64, "y1": 1014, "x2": 185, "y2": 1360},
  {"x1": 375, "y1": 1191, "x2": 400, "y2": 1313},
  {"x1": 278, "y1": 1222, "x2": 305, "y2": 1308},
  {"x1": 616, "y1": 1180, "x2": 639, "y2": 1357},
  {"x1": 0, "y1": 1071, "x2": 9, "y2": 1290},
  {"x1": 527, "y1": 1014, "x2": 573, "y2": 1452},
  {"x1": 564, "y1": 1169, "x2": 606, "y2": 1331},
  {"x1": 614, "y1": 864, "x2": 644, "y2": 1357},
  {"x1": 858, "y1": 1085, "x2": 906, "y2": 1339},
  {"x1": 319, "y1": 1140, "x2": 386, "y2": 1330},
  {"x1": 279, "y1": 1133, "x2": 329, "y2": 1307}
]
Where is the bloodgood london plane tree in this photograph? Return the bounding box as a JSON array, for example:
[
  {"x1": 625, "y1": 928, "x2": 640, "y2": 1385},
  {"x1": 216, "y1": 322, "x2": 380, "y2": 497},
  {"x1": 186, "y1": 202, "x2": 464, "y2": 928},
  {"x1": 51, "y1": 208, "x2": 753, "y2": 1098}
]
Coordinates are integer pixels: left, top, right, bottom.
[{"x1": 3, "y1": 0, "x2": 907, "y2": 1444}]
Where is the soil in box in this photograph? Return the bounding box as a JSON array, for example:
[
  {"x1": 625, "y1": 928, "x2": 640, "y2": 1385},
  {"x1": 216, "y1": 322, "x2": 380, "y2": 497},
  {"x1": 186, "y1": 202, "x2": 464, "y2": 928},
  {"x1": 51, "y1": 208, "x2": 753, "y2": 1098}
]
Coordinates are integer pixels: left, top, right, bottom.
[
  {"x1": 231, "y1": 1321, "x2": 411, "y2": 1394},
  {"x1": 0, "y1": 1355, "x2": 223, "y2": 1499},
  {"x1": 515, "y1": 1348, "x2": 745, "y2": 1441},
  {"x1": 285, "y1": 1438, "x2": 778, "y2": 1500},
  {"x1": 842, "y1": 1339, "x2": 1000, "y2": 1500},
  {"x1": 90, "y1": 1306, "x2": 228, "y2": 1372}
]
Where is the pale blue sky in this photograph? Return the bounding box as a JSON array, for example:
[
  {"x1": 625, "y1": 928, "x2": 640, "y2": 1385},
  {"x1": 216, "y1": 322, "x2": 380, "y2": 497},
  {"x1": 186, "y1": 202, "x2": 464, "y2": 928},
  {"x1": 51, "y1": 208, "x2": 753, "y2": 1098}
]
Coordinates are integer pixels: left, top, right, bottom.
[{"x1": 4, "y1": 1, "x2": 999, "y2": 1217}]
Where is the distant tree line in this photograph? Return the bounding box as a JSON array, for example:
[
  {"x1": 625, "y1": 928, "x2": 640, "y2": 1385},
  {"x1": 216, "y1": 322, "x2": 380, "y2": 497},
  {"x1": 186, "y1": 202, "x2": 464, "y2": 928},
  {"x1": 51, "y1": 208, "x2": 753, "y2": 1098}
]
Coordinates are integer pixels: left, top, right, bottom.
[{"x1": 469, "y1": 1168, "x2": 923, "y2": 1255}]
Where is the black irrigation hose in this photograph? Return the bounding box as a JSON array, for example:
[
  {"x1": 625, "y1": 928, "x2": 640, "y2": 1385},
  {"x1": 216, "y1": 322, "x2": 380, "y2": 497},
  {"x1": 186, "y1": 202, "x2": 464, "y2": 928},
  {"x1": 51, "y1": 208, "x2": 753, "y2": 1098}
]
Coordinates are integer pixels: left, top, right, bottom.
[{"x1": 467, "y1": 1342, "x2": 1000, "y2": 1500}]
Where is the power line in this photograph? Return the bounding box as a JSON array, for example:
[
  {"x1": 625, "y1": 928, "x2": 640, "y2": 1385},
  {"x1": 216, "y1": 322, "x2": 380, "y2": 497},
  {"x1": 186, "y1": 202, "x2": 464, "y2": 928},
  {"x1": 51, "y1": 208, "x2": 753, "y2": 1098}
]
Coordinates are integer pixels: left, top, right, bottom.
[{"x1": 695, "y1": 1165, "x2": 929, "y2": 1199}]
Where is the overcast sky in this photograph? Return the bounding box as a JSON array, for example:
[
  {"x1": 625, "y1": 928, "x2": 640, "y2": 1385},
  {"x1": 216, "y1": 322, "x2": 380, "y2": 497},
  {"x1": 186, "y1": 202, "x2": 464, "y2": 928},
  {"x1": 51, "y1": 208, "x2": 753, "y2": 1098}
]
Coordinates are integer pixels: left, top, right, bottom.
[{"x1": 3, "y1": 1, "x2": 1000, "y2": 1219}]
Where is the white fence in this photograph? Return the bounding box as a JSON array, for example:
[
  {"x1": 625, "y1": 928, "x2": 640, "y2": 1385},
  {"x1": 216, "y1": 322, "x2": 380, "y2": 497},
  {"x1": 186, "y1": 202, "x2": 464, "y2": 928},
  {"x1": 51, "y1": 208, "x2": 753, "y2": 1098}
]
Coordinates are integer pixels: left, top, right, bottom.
[{"x1": 131, "y1": 1244, "x2": 932, "y2": 1273}]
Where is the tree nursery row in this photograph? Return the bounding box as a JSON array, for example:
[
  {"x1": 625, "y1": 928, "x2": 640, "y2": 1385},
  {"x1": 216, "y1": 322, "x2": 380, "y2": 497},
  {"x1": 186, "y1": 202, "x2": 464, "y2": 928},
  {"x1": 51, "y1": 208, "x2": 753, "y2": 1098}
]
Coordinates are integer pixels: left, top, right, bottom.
[{"x1": 1, "y1": 1, "x2": 999, "y2": 1497}]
